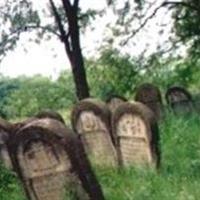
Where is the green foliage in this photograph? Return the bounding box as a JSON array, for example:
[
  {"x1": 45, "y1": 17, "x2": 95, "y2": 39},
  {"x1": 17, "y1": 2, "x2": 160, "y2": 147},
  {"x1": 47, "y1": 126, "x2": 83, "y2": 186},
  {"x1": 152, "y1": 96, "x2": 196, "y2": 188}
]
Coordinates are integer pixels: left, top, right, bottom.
[
  {"x1": 138, "y1": 53, "x2": 193, "y2": 90},
  {"x1": 0, "y1": 75, "x2": 21, "y2": 119},
  {"x1": 0, "y1": 0, "x2": 40, "y2": 60},
  {"x1": 86, "y1": 48, "x2": 200, "y2": 100},
  {"x1": 0, "y1": 163, "x2": 25, "y2": 200},
  {"x1": 0, "y1": 73, "x2": 76, "y2": 119},
  {"x1": 0, "y1": 0, "x2": 105, "y2": 61},
  {"x1": 2, "y1": 113, "x2": 200, "y2": 199},
  {"x1": 0, "y1": 50, "x2": 199, "y2": 121},
  {"x1": 86, "y1": 49, "x2": 141, "y2": 99},
  {"x1": 173, "y1": 0, "x2": 200, "y2": 57}
]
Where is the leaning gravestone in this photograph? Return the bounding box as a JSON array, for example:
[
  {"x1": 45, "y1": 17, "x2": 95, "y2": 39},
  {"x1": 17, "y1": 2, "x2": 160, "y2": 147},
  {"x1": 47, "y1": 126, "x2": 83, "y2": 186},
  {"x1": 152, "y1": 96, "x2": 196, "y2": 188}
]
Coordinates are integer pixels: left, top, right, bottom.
[
  {"x1": 11, "y1": 109, "x2": 64, "y2": 140},
  {"x1": 165, "y1": 86, "x2": 193, "y2": 114},
  {"x1": 72, "y1": 98, "x2": 117, "y2": 167},
  {"x1": 106, "y1": 95, "x2": 127, "y2": 113},
  {"x1": 0, "y1": 118, "x2": 13, "y2": 169},
  {"x1": 11, "y1": 118, "x2": 105, "y2": 200},
  {"x1": 135, "y1": 83, "x2": 163, "y2": 120},
  {"x1": 112, "y1": 102, "x2": 160, "y2": 168}
]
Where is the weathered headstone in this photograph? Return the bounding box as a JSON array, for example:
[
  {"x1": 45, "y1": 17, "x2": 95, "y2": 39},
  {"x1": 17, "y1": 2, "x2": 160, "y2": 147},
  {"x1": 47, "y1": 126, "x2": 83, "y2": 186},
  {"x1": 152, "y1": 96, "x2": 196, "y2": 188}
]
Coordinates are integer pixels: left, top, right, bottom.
[
  {"x1": 11, "y1": 109, "x2": 64, "y2": 140},
  {"x1": 72, "y1": 98, "x2": 117, "y2": 167},
  {"x1": 106, "y1": 95, "x2": 127, "y2": 113},
  {"x1": 11, "y1": 118, "x2": 105, "y2": 200},
  {"x1": 112, "y1": 102, "x2": 160, "y2": 168},
  {"x1": 35, "y1": 109, "x2": 65, "y2": 124},
  {"x1": 135, "y1": 83, "x2": 163, "y2": 120},
  {"x1": 165, "y1": 86, "x2": 193, "y2": 114},
  {"x1": 0, "y1": 118, "x2": 13, "y2": 169},
  {"x1": 12, "y1": 117, "x2": 36, "y2": 133}
]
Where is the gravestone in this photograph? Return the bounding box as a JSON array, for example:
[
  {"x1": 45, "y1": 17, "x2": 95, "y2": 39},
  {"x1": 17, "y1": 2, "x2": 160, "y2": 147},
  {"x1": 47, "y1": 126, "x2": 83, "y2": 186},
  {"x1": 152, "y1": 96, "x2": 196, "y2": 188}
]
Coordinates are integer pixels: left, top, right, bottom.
[
  {"x1": 11, "y1": 109, "x2": 64, "y2": 139},
  {"x1": 112, "y1": 102, "x2": 160, "y2": 168},
  {"x1": 35, "y1": 109, "x2": 65, "y2": 124},
  {"x1": 72, "y1": 98, "x2": 117, "y2": 167},
  {"x1": 0, "y1": 118, "x2": 13, "y2": 169},
  {"x1": 11, "y1": 118, "x2": 105, "y2": 200},
  {"x1": 12, "y1": 117, "x2": 36, "y2": 133},
  {"x1": 135, "y1": 83, "x2": 163, "y2": 120},
  {"x1": 106, "y1": 95, "x2": 127, "y2": 113},
  {"x1": 165, "y1": 86, "x2": 193, "y2": 114}
]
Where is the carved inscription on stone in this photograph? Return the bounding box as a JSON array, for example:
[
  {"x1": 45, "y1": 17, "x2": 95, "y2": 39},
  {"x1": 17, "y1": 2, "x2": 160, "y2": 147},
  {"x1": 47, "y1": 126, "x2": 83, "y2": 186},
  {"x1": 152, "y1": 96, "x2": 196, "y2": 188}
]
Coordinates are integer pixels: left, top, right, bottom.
[
  {"x1": 24, "y1": 141, "x2": 61, "y2": 175},
  {"x1": 116, "y1": 114, "x2": 152, "y2": 166},
  {"x1": 76, "y1": 111, "x2": 116, "y2": 166},
  {"x1": 77, "y1": 112, "x2": 100, "y2": 133},
  {"x1": 17, "y1": 139, "x2": 81, "y2": 200}
]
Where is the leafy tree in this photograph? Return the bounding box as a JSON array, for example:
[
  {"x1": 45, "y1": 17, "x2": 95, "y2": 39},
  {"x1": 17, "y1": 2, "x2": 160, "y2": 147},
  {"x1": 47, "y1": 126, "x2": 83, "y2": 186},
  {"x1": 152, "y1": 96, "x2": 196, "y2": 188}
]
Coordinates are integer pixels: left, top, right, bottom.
[
  {"x1": 0, "y1": 0, "x2": 170, "y2": 100},
  {"x1": 172, "y1": 0, "x2": 200, "y2": 59},
  {"x1": 86, "y1": 48, "x2": 142, "y2": 99},
  {"x1": 102, "y1": 1, "x2": 199, "y2": 57},
  {"x1": 5, "y1": 74, "x2": 75, "y2": 118},
  {"x1": 1, "y1": 0, "x2": 199, "y2": 102},
  {"x1": 0, "y1": 75, "x2": 20, "y2": 118},
  {"x1": 0, "y1": 0, "x2": 101, "y2": 100}
]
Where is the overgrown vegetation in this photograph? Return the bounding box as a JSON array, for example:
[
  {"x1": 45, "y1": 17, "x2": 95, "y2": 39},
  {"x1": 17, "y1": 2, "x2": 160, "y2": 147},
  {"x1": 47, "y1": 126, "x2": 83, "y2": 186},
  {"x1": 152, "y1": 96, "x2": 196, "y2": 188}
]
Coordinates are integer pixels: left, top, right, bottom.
[
  {"x1": 0, "y1": 46, "x2": 199, "y2": 121},
  {"x1": 0, "y1": 0, "x2": 200, "y2": 199},
  {"x1": 0, "y1": 111, "x2": 200, "y2": 200},
  {"x1": 0, "y1": 163, "x2": 25, "y2": 200},
  {"x1": 1, "y1": 112, "x2": 200, "y2": 199},
  {"x1": 0, "y1": 73, "x2": 76, "y2": 120}
]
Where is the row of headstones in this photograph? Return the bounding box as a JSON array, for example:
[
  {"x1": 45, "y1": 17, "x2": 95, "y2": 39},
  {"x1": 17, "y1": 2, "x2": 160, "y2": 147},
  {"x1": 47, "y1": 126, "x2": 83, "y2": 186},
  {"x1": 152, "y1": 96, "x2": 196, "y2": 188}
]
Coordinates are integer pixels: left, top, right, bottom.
[
  {"x1": 0, "y1": 98, "x2": 161, "y2": 200},
  {"x1": 108, "y1": 83, "x2": 194, "y2": 120},
  {"x1": 72, "y1": 98, "x2": 160, "y2": 169},
  {"x1": 0, "y1": 113, "x2": 105, "y2": 200},
  {"x1": 0, "y1": 83, "x2": 192, "y2": 200}
]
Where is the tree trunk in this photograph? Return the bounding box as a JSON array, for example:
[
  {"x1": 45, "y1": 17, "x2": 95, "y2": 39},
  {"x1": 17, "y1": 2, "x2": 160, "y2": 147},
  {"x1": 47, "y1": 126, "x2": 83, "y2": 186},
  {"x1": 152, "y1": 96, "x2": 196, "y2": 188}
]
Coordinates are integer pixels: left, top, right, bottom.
[
  {"x1": 64, "y1": 12, "x2": 90, "y2": 100},
  {"x1": 63, "y1": 36, "x2": 90, "y2": 100},
  {"x1": 50, "y1": 0, "x2": 90, "y2": 100},
  {"x1": 71, "y1": 47, "x2": 90, "y2": 100}
]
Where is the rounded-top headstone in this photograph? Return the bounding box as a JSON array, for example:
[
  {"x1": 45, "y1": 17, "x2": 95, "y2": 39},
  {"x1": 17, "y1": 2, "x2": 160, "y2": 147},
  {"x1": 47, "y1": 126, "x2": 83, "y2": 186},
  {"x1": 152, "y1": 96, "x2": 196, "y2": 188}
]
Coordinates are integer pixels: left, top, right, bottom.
[
  {"x1": 11, "y1": 118, "x2": 105, "y2": 200},
  {"x1": 135, "y1": 83, "x2": 163, "y2": 120},
  {"x1": 106, "y1": 95, "x2": 127, "y2": 113},
  {"x1": 165, "y1": 86, "x2": 193, "y2": 114},
  {"x1": 112, "y1": 101, "x2": 160, "y2": 168},
  {"x1": 35, "y1": 109, "x2": 65, "y2": 124},
  {"x1": 12, "y1": 117, "x2": 37, "y2": 133},
  {"x1": 12, "y1": 110, "x2": 64, "y2": 136},
  {"x1": 72, "y1": 98, "x2": 117, "y2": 167}
]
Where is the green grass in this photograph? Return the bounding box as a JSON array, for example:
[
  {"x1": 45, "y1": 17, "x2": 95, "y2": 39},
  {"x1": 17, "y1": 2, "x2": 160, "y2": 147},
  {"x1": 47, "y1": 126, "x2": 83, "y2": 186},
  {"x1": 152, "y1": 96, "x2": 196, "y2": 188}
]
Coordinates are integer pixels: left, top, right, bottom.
[
  {"x1": 0, "y1": 163, "x2": 25, "y2": 200},
  {"x1": 96, "y1": 113, "x2": 200, "y2": 200},
  {"x1": 2, "y1": 112, "x2": 200, "y2": 199}
]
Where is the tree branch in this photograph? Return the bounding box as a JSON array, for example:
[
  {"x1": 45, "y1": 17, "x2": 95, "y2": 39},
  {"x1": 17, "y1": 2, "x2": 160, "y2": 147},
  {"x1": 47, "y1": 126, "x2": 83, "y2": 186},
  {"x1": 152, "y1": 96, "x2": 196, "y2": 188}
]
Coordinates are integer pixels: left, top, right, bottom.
[
  {"x1": 61, "y1": 0, "x2": 72, "y2": 14},
  {"x1": 122, "y1": 2, "x2": 165, "y2": 45},
  {"x1": 164, "y1": 1, "x2": 199, "y2": 11},
  {"x1": 73, "y1": 0, "x2": 79, "y2": 12},
  {"x1": 24, "y1": 25, "x2": 61, "y2": 38},
  {"x1": 49, "y1": 0, "x2": 67, "y2": 39},
  {"x1": 49, "y1": 0, "x2": 72, "y2": 58},
  {"x1": 0, "y1": 28, "x2": 22, "y2": 60},
  {"x1": 122, "y1": 1, "x2": 199, "y2": 46}
]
